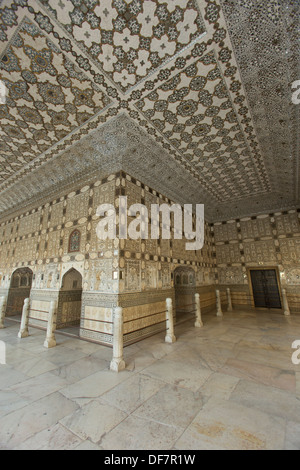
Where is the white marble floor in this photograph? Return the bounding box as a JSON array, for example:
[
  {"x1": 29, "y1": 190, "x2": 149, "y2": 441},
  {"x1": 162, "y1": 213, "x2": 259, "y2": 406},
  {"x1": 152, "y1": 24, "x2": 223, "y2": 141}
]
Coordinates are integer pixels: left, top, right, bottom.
[{"x1": 0, "y1": 309, "x2": 300, "y2": 450}]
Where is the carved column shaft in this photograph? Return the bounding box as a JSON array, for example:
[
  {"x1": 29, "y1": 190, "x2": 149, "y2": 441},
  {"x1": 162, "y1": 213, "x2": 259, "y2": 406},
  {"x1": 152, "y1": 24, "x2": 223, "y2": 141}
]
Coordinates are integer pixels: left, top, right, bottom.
[
  {"x1": 0, "y1": 296, "x2": 7, "y2": 329},
  {"x1": 216, "y1": 290, "x2": 223, "y2": 317},
  {"x1": 195, "y1": 293, "x2": 203, "y2": 328},
  {"x1": 18, "y1": 298, "x2": 30, "y2": 338},
  {"x1": 282, "y1": 289, "x2": 291, "y2": 316},
  {"x1": 110, "y1": 306, "x2": 126, "y2": 372},
  {"x1": 165, "y1": 297, "x2": 176, "y2": 343},
  {"x1": 227, "y1": 288, "x2": 233, "y2": 312},
  {"x1": 44, "y1": 300, "x2": 57, "y2": 348}
]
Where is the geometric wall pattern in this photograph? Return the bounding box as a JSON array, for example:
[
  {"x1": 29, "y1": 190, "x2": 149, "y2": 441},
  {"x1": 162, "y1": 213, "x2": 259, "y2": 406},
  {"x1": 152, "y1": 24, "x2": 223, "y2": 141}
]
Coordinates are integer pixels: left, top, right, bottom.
[
  {"x1": 214, "y1": 210, "x2": 300, "y2": 286},
  {"x1": 0, "y1": 0, "x2": 299, "y2": 223}
]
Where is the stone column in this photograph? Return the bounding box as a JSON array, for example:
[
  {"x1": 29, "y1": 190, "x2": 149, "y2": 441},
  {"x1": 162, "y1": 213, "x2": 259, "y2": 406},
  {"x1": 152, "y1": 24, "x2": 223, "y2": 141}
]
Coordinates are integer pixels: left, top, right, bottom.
[
  {"x1": 195, "y1": 293, "x2": 203, "y2": 328},
  {"x1": 282, "y1": 289, "x2": 291, "y2": 316},
  {"x1": 44, "y1": 300, "x2": 57, "y2": 348},
  {"x1": 227, "y1": 288, "x2": 233, "y2": 312},
  {"x1": 18, "y1": 298, "x2": 30, "y2": 338},
  {"x1": 165, "y1": 298, "x2": 176, "y2": 343},
  {"x1": 110, "y1": 307, "x2": 126, "y2": 372},
  {"x1": 0, "y1": 296, "x2": 7, "y2": 329},
  {"x1": 216, "y1": 290, "x2": 223, "y2": 317}
]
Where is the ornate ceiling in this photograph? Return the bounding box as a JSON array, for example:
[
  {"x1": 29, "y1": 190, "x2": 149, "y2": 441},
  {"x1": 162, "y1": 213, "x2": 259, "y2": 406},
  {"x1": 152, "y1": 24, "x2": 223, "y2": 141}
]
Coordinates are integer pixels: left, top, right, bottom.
[{"x1": 0, "y1": 0, "x2": 299, "y2": 222}]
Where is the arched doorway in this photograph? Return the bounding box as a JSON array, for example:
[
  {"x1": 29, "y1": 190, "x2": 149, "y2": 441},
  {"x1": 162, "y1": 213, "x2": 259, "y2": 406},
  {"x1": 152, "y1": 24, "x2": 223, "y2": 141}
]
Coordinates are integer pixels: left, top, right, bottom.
[
  {"x1": 174, "y1": 267, "x2": 196, "y2": 321},
  {"x1": 6, "y1": 268, "x2": 33, "y2": 317},
  {"x1": 57, "y1": 268, "x2": 83, "y2": 330}
]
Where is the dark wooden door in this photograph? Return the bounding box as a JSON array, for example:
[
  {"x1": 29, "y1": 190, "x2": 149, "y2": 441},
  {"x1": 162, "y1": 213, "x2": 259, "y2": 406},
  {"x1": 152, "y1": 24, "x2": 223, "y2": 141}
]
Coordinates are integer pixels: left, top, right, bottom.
[{"x1": 250, "y1": 269, "x2": 282, "y2": 309}]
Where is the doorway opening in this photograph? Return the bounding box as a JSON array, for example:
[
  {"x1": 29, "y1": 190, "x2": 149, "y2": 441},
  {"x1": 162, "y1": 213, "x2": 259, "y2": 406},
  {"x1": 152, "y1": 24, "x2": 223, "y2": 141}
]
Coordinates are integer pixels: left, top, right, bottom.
[
  {"x1": 174, "y1": 267, "x2": 196, "y2": 322},
  {"x1": 6, "y1": 268, "x2": 33, "y2": 318},
  {"x1": 57, "y1": 268, "x2": 83, "y2": 335},
  {"x1": 250, "y1": 269, "x2": 282, "y2": 309}
]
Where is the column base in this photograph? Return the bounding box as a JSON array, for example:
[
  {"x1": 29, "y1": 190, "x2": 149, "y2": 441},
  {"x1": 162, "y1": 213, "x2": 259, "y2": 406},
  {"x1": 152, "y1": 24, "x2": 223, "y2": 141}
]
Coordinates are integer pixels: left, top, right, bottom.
[
  {"x1": 165, "y1": 334, "x2": 176, "y2": 344},
  {"x1": 110, "y1": 358, "x2": 126, "y2": 372},
  {"x1": 18, "y1": 330, "x2": 29, "y2": 338},
  {"x1": 284, "y1": 310, "x2": 291, "y2": 316},
  {"x1": 195, "y1": 321, "x2": 203, "y2": 328},
  {"x1": 44, "y1": 338, "x2": 56, "y2": 348},
  {"x1": 0, "y1": 324, "x2": 5, "y2": 330},
  {"x1": 216, "y1": 311, "x2": 223, "y2": 317}
]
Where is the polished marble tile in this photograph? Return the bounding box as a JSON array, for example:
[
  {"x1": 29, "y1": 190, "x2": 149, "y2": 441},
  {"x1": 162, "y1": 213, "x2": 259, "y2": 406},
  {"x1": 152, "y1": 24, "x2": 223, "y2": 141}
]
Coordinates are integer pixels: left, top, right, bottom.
[
  {"x1": 199, "y1": 372, "x2": 240, "y2": 400},
  {"x1": 296, "y1": 372, "x2": 300, "y2": 397},
  {"x1": 284, "y1": 421, "x2": 300, "y2": 450},
  {"x1": 60, "y1": 369, "x2": 131, "y2": 405},
  {"x1": 133, "y1": 383, "x2": 204, "y2": 429},
  {"x1": 73, "y1": 440, "x2": 103, "y2": 450},
  {"x1": 60, "y1": 399, "x2": 127, "y2": 444},
  {"x1": 100, "y1": 415, "x2": 182, "y2": 450},
  {"x1": 13, "y1": 423, "x2": 82, "y2": 450},
  {"x1": 12, "y1": 356, "x2": 57, "y2": 378},
  {"x1": 230, "y1": 379, "x2": 300, "y2": 423},
  {"x1": 0, "y1": 365, "x2": 30, "y2": 390},
  {"x1": 0, "y1": 390, "x2": 29, "y2": 418},
  {"x1": 0, "y1": 392, "x2": 78, "y2": 449},
  {"x1": 101, "y1": 374, "x2": 165, "y2": 413},
  {"x1": 37, "y1": 345, "x2": 87, "y2": 367},
  {"x1": 0, "y1": 310, "x2": 299, "y2": 450},
  {"x1": 142, "y1": 358, "x2": 212, "y2": 392},
  {"x1": 50, "y1": 356, "x2": 109, "y2": 384},
  {"x1": 5, "y1": 346, "x2": 37, "y2": 367},
  {"x1": 8, "y1": 371, "x2": 69, "y2": 403},
  {"x1": 175, "y1": 398, "x2": 285, "y2": 450},
  {"x1": 221, "y1": 358, "x2": 296, "y2": 392}
]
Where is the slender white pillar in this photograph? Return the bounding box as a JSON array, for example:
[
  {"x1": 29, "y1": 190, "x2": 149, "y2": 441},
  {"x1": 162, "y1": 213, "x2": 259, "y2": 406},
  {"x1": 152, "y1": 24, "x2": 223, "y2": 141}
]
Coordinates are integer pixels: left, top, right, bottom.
[
  {"x1": 227, "y1": 288, "x2": 233, "y2": 312},
  {"x1": 18, "y1": 298, "x2": 30, "y2": 338},
  {"x1": 282, "y1": 289, "x2": 291, "y2": 316},
  {"x1": 0, "y1": 296, "x2": 7, "y2": 329},
  {"x1": 110, "y1": 307, "x2": 126, "y2": 372},
  {"x1": 195, "y1": 293, "x2": 203, "y2": 328},
  {"x1": 44, "y1": 300, "x2": 57, "y2": 348},
  {"x1": 216, "y1": 290, "x2": 223, "y2": 317},
  {"x1": 165, "y1": 298, "x2": 176, "y2": 343}
]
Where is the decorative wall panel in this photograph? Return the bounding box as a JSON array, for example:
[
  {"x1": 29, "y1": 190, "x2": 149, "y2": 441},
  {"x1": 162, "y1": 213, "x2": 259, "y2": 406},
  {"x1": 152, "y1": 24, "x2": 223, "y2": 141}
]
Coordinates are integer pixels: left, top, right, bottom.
[
  {"x1": 243, "y1": 240, "x2": 277, "y2": 264},
  {"x1": 279, "y1": 238, "x2": 300, "y2": 265},
  {"x1": 215, "y1": 242, "x2": 240, "y2": 265},
  {"x1": 214, "y1": 222, "x2": 238, "y2": 242},
  {"x1": 240, "y1": 217, "x2": 272, "y2": 239},
  {"x1": 275, "y1": 213, "x2": 300, "y2": 236},
  {"x1": 66, "y1": 192, "x2": 90, "y2": 222}
]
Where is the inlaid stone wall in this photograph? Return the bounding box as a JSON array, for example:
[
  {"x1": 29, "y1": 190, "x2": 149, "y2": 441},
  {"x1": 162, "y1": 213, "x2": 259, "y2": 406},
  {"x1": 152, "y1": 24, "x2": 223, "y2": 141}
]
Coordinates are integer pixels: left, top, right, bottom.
[
  {"x1": 0, "y1": 169, "x2": 216, "y2": 344},
  {"x1": 3, "y1": 167, "x2": 298, "y2": 344},
  {"x1": 0, "y1": 172, "x2": 120, "y2": 344},
  {"x1": 117, "y1": 172, "x2": 216, "y2": 344},
  {"x1": 214, "y1": 210, "x2": 300, "y2": 310}
]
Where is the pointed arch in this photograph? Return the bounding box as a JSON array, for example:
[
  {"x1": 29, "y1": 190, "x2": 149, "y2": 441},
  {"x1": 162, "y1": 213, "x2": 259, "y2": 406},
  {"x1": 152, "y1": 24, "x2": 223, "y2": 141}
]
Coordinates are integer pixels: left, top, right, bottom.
[
  {"x1": 6, "y1": 267, "x2": 33, "y2": 317},
  {"x1": 173, "y1": 266, "x2": 196, "y2": 321},
  {"x1": 57, "y1": 268, "x2": 83, "y2": 329}
]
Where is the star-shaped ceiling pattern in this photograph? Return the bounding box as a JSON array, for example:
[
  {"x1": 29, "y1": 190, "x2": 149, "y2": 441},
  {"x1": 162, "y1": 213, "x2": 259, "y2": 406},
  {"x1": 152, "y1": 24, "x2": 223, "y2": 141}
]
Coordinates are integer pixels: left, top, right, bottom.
[
  {"x1": 40, "y1": 0, "x2": 206, "y2": 91},
  {"x1": 0, "y1": 0, "x2": 299, "y2": 222},
  {"x1": 0, "y1": 17, "x2": 110, "y2": 184}
]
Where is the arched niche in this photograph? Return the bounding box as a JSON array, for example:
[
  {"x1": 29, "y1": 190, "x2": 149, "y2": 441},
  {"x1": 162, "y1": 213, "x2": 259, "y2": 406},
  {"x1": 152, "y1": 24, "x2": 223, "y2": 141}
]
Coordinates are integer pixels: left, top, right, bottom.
[
  {"x1": 6, "y1": 267, "x2": 33, "y2": 317},
  {"x1": 173, "y1": 266, "x2": 196, "y2": 321},
  {"x1": 57, "y1": 268, "x2": 83, "y2": 330}
]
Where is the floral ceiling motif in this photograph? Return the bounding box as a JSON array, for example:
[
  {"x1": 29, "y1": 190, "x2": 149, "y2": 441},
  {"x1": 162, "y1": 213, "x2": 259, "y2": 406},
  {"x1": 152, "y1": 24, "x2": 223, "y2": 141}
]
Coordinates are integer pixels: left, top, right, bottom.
[
  {"x1": 40, "y1": 0, "x2": 206, "y2": 91},
  {"x1": 0, "y1": 0, "x2": 298, "y2": 221},
  {"x1": 0, "y1": 17, "x2": 110, "y2": 187},
  {"x1": 135, "y1": 50, "x2": 267, "y2": 202}
]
